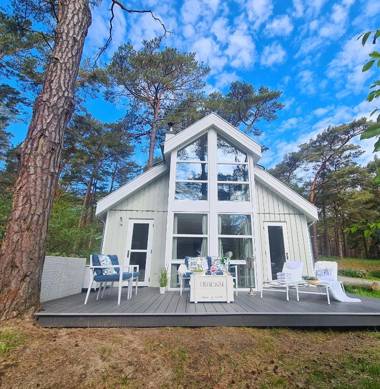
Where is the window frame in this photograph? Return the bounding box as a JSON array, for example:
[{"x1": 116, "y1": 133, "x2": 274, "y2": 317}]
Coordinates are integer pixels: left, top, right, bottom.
[
  {"x1": 216, "y1": 136, "x2": 250, "y2": 201},
  {"x1": 171, "y1": 213, "x2": 209, "y2": 262}
]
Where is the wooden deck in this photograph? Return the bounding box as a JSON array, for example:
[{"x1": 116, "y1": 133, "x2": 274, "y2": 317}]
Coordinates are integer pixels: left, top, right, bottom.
[{"x1": 35, "y1": 287, "x2": 380, "y2": 328}]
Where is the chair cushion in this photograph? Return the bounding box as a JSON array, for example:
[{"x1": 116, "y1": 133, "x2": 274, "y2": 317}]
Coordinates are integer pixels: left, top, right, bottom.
[
  {"x1": 98, "y1": 254, "x2": 118, "y2": 275},
  {"x1": 94, "y1": 272, "x2": 132, "y2": 282}
]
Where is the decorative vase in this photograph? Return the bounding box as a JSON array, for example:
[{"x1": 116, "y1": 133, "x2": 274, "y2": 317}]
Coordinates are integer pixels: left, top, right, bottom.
[{"x1": 160, "y1": 287, "x2": 166, "y2": 294}]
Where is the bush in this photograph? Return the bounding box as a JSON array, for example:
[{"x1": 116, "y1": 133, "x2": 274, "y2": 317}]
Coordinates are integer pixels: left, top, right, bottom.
[{"x1": 338, "y1": 269, "x2": 368, "y2": 278}]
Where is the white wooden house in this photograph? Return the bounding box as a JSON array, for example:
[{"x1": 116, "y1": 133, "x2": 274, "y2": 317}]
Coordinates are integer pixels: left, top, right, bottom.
[{"x1": 96, "y1": 113, "x2": 318, "y2": 290}]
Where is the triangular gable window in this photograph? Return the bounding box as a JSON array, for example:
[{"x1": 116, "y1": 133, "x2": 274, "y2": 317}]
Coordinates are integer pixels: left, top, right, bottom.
[
  {"x1": 175, "y1": 134, "x2": 208, "y2": 200},
  {"x1": 217, "y1": 135, "x2": 249, "y2": 201},
  {"x1": 177, "y1": 134, "x2": 208, "y2": 161}
]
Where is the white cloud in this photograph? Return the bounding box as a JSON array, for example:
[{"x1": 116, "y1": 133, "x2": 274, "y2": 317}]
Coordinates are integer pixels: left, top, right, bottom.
[
  {"x1": 327, "y1": 37, "x2": 373, "y2": 95},
  {"x1": 247, "y1": 0, "x2": 273, "y2": 29},
  {"x1": 211, "y1": 17, "x2": 230, "y2": 42},
  {"x1": 226, "y1": 29, "x2": 256, "y2": 68},
  {"x1": 312, "y1": 106, "x2": 334, "y2": 117},
  {"x1": 260, "y1": 43, "x2": 286, "y2": 67},
  {"x1": 265, "y1": 15, "x2": 294, "y2": 37},
  {"x1": 292, "y1": 0, "x2": 304, "y2": 17},
  {"x1": 192, "y1": 36, "x2": 227, "y2": 72},
  {"x1": 298, "y1": 70, "x2": 316, "y2": 94},
  {"x1": 214, "y1": 71, "x2": 239, "y2": 89}
]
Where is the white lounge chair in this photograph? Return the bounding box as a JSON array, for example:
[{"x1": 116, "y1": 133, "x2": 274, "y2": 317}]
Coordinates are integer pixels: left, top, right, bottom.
[{"x1": 261, "y1": 261, "x2": 304, "y2": 301}]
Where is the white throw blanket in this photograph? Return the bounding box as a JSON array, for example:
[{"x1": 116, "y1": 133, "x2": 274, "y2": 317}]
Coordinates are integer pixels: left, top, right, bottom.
[{"x1": 324, "y1": 279, "x2": 361, "y2": 303}]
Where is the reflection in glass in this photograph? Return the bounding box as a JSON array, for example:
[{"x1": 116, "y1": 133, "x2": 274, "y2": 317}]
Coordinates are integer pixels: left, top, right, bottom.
[
  {"x1": 131, "y1": 223, "x2": 149, "y2": 249},
  {"x1": 218, "y1": 237, "x2": 253, "y2": 259},
  {"x1": 217, "y1": 164, "x2": 248, "y2": 181},
  {"x1": 217, "y1": 136, "x2": 247, "y2": 163},
  {"x1": 175, "y1": 182, "x2": 207, "y2": 200},
  {"x1": 129, "y1": 252, "x2": 146, "y2": 281},
  {"x1": 174, "y1": 214, "x2": 208, "y2": 235},
  {"x1": 218, "y1": 214, "x2": 252, "y2": 235},
  {"x1": 176, "y1": 162, "x2": 208, "y2": 181},
  {"x1": 218, "y1": 184, "x2": 249, "y2": 201},
  {"x1": 177, "y1": 134, "x2": 208, "y2": 161},
  {"x1": 172, "y1": 237, "x2": 207, "y2": 259}
]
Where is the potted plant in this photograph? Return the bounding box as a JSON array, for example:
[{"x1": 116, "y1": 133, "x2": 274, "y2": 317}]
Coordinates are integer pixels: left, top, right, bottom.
[{"x1": 159, "y1": 267, "x2": 168, "y2": 294}]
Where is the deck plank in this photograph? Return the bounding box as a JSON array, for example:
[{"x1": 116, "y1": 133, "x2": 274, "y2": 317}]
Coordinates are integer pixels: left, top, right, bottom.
[{"x1": 37, "y1": 287, "x2": 380, "y2": 328}]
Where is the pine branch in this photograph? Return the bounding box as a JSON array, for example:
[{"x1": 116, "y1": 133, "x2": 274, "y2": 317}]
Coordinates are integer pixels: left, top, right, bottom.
[{"x1": 93, "y1": 0, "x2": 169, "y2": 66}]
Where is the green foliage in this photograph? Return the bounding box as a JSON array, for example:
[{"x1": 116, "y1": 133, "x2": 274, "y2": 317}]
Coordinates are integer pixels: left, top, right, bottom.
[
  {"x1": 0, "y1": 328, "x2": 25, "y2": 355},
  {"x1": 45, "y1": 192, "x2": 102, "y2": 258},
  {"x1": 338, "y1": 269, "x2": 368, "y2": 279},
  {"x1": 159, "y1": 267, "x2": 168, "y2": 288},
  {"x1": 166, "y1": 81, "x2": 284, "y2": 137},
  {"x1": 344, "y1": 284, "x2": 380, "y2": 299},
  {"x1": 360, "y1": 29, "x2": 380, "y2": 157}
]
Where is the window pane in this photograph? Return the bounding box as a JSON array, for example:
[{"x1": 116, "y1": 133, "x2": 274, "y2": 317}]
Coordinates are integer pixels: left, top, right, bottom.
[
  {"x1": 217, "y1": 164, "x2": 248, "y2": 182},
  {"x1": 218, "y1": 184, "x2": 249, "y2": 201},
  {"x1": 219, "y1": 237, "x2": 253, "y2": 259},
  {"x1": 170, "y1": 264, "x2": 181, "y2": 288},
  {"x1": 131, "y1": 223, "x2": 149, "y2": 249},
  {"x1": 174, "y1": 214, "x2": 207, "y2": 235},
  {"x1": 175, "y1": 182, "x2": 207, "y2": 200},
  {"x1": 217, "y1": 136, "x2": 247, "y2": 163},
  {"x1": 129, "y1": 252, "x2": 146, "y2": 281},
  {"x1": 218, "y1": 214, "x2": 252, "y2": 235},
  {"x1": 172, "y1": 237, "x2": 207, "y2": 259},
  {"x1": 176, "y1": 162, "x2": 208, "y2": 181},
  {"x1": 177, "y1": 134, "x2": 208, "y2": 161}
]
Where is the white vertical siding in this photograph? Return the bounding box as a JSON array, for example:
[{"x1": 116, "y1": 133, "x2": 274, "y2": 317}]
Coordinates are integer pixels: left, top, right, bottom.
[
  {"x1": 255, "y1": 180, "x2": 314, "y2": 281},
  {"x1": 102, "y1": 173, "x2": 169, "y2": 287}
]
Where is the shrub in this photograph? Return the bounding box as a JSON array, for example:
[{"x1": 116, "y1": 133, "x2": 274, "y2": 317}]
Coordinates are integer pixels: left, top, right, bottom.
[{"x1": 338, "y1": 269, "x2": 368, "y2": 278}]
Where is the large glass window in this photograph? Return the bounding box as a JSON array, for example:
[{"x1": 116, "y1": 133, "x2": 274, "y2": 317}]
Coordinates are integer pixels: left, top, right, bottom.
[
  {"x1": 175, "y1": 134, "x2": 208, "y2": 200},
  {"x1": 218, "y1": 214, "x2": 254, "y2": 288},
  {"x1": 171, "y1": 213, "x2": 208, "y2": 287},
  {"x1": 217, "y1": 136, "x2": 249, "y2": 201}
]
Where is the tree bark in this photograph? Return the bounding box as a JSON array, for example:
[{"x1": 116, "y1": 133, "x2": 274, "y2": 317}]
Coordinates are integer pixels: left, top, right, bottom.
[
  {"x1": 0, "y1": 0, "x2": 91, "y2": 320},
  {"x1": 147, "y1": 101, "x2": 160, "y2": 169}
]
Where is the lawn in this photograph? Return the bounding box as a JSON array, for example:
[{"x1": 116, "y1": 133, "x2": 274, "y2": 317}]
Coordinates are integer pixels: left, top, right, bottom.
[
  {"x1": 320, "y1": 256, "x2": 380, "y2": 273},
  {"x1": 1, "y1": 320, "x2": 380, "y2": 389}
]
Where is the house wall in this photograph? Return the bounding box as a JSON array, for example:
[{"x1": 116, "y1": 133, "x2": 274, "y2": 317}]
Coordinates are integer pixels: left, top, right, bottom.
[
  {"x1": 255, "y1": 180, "x2": 314, "y2": 281},
  {"x1": 102, "y1": 172, "x2": 170, "y2": 287}
]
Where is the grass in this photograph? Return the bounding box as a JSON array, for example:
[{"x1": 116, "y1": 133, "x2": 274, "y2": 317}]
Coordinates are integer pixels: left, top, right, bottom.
[
  {"x1": 1, "y1": 321, "x2": 380, "y2": 388},
  {"x1": 0, "y1": 327, "x2": 25, "y2": 355},
  {"x1": 338, "y1": 269, "x2": 380, "y2": 281},
  {"x1": 320, "y1": 256, "x2": 380, "y2": 272},
  {"x1": 345, "y1": 285, "x2": 380, "y2": 299}
]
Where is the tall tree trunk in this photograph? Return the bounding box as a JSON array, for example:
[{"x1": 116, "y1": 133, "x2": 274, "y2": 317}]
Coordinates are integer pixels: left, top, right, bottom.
[
  {"x1": 147, "y1": 101, "x2": 160, "y2": 169},
  {"x1": 362, "y1": 231, "x2": 369, "y2": 259},
  {"x1": 308, "y1": 181, "x2": 319, "y2": 260},
  {"x1": 79, "y1": 175, "x2": 94, "y2": 228},
  {"x1": 0, "y1": 0, "x2": 91, "y2": 320},
  {"x1": 321, "y1": 202, "x2": 330, "y2": 256}
]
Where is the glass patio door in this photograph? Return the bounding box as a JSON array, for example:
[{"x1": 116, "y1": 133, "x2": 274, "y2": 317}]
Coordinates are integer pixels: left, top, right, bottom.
[
  {"x1": 265, "y1": 222, "x2": 289, "y2": 280},
  {"x1": 126, "y1": 220, "x2": 153, "y2": 286}
]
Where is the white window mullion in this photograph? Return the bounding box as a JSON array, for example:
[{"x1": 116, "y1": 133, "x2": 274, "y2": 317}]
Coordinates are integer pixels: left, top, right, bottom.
[{"x1": 208, "y1": 128, "x2": 218, "y2": 257}]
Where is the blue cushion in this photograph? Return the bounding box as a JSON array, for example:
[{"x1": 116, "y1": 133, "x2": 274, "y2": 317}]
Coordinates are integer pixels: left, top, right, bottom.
[
  {"x1": 94, "y1": 272, "x2": 132, "y2": 282},
  {"x1": 182, "y1": 272, "x2": 192, "y2": 278},
  {"x1": 131, "y1": 271, "x2": 140, "y2": 278},
  {"x1": 92, "y1": 254, "x2": 120, "y2": 277}
]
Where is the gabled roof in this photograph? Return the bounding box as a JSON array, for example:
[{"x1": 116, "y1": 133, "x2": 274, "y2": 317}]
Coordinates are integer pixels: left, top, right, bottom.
[
  {"x1": 254, "y1": 167, "x2": 318, "y2": 221},
  {"x1": 96, "y1": 163, "x2": 168, "y2": 216},
  {"x1": 164, "y1": 113, "x2": 262, "y2": 160}
]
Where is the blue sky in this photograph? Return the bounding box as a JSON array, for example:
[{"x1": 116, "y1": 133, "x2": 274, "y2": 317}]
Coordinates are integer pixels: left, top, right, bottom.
[{"x1": 6, "y1": 0, "x2": 380, "y2": 168}]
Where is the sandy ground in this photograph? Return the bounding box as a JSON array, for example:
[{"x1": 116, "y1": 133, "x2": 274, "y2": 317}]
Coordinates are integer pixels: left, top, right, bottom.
[{"x1": 1, "y1": 320, "x2": 380, "y2": 389}]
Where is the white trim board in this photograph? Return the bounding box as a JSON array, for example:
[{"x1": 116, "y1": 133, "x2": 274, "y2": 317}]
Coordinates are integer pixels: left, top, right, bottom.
[
  {"x1": 254, "y1": 167, "x2": 318, "y2": 221},
  {"x1": 95, "y1": 164, "x2": 169, "y2": 216},
  {"x1": 163, "y1": 113, "x2": 262, "y2": 160},
  {"x1": 96, "y1": 164, "x2": 318, "y2": 221}
]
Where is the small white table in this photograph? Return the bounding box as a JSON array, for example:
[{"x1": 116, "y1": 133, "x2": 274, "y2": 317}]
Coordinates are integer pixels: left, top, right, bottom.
[{"x1": 190, "y1": 273, "x2": 234, "y2": 303}]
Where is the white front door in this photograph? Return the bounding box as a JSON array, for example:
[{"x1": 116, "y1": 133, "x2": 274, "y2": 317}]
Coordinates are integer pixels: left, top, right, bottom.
[
  {"x1": 125, "y1": 219, "x2": 153, "y2": 286},
  {"x1": 264, "y1": 222, "x2": 290, "y2": 281}
]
